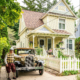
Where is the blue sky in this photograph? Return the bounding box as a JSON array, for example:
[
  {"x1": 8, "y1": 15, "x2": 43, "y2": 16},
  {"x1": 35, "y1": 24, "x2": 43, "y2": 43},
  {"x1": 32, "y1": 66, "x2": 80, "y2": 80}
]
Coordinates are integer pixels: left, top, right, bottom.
[{"x1": 17, "y1": 0, "x2": 79, "y2": 11}]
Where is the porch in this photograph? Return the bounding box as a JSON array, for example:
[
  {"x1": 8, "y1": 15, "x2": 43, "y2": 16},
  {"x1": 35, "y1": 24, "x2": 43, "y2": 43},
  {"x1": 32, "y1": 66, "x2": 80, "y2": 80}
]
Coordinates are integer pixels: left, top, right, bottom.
[{"x1": 25, "y1": 32, "x2": 75, "y2": 56}]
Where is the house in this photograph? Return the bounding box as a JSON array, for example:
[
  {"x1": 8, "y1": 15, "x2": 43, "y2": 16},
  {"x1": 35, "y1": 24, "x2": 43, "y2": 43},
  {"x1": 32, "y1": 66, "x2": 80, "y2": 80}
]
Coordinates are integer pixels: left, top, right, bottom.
[
  {"x1": 75, "y1": 18, "x2": 80, "y2": 38},
  {"x1": 16, "y1": 0, "x2": 77, "y2": 56}
]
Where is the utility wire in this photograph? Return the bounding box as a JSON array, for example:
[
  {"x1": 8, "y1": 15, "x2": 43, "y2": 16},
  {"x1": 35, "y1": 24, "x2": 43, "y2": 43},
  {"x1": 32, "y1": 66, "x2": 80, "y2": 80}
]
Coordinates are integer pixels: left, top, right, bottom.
[
  {"x1": 44, "y1": 5, "x2": 80, "y2": 25},
  {"x1": 33, "y1": 4, "x2": 80, "y2": 27}
]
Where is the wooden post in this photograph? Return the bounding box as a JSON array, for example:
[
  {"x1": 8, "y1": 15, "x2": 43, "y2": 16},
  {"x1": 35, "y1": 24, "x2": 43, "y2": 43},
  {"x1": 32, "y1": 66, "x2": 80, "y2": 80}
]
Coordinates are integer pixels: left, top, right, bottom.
[
  {"x1": 60, "y1": 56, "x2": 62, "y2": 73},
  {"x1": 33, "y1": 35, "x2": 35, "y2": 48},
  {"x1": 52, "y1": 37, "x2": 55, "y2": 55},
  {"x1": 68, "y1": 38, "x2": 69, "y2": 55}
]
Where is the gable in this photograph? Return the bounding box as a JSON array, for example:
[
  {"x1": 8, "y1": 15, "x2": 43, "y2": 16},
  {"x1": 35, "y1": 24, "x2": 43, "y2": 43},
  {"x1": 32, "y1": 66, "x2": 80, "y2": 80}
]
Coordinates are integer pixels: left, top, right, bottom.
[
  {"x1": 48, "y1": 0, "x2": 75, "y2": 16},
  {"x1": 36, "y1": 27, "x2": 51, "y2": 33},
  {"x1": 34, "y1": 25, "x2": 54, "y2": 33}
]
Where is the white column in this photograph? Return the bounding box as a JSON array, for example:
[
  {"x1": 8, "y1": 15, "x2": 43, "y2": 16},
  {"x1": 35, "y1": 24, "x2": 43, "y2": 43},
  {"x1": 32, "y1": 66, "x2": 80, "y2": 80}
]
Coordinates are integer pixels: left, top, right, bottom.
[
  {"x1": 26, "y1": 36, "x2": 29, "y2": 48},
  {"x1": 68, "y1": 38, "x2": 69, "y2": 55},
  {"x1": 52, "y1": 37, "x2": 55, "y2": 55},
  {"x1": 33, "y1": 35, "x2": 35, "y2": 48},
  {"x1": 73, "y1": 39, "x2": 75, "y2": 57}
]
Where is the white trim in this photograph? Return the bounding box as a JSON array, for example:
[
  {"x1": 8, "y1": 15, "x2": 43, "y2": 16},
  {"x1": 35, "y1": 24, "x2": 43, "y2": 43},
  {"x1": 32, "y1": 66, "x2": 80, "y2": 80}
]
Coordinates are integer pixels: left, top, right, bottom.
[
  {"x1": 58, "y1": 18, "x2": 66, "y2": 30},
  {"x1": 47, "y1": 16, "x2": 49, "y2": 26},
  {"x1": 38, "y1": 38, "x2": 45, "y2": 48},
  {"x1": 58, "y1": 5, "x2": 66, "y2": 12},
  {"x1": 47, "y1": 38, "x2": 52, "y2": 50}
]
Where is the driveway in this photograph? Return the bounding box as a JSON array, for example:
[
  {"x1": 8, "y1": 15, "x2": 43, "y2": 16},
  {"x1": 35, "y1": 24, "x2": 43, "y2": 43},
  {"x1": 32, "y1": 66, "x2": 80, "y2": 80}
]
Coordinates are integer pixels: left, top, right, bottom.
[{"x1": 1, "y1": 67, "x2": 77, "y2": 80}]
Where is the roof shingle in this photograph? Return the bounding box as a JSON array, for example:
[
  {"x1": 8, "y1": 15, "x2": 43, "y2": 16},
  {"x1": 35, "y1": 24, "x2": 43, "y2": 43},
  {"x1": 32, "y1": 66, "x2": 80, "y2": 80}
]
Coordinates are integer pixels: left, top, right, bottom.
[
  {"x1": 53, "y1": 29, "x2": 71, "y2": 35},
  {"x1": 22, "y1": 10, "x2": 45, "y2": 29}
]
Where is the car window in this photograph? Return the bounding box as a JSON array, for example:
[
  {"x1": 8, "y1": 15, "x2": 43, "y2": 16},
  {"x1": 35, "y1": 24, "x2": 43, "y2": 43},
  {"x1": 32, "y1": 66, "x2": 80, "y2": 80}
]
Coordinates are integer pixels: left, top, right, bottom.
[{"x1": 18, "y1": 49, "x2": 34, "y2": 54}]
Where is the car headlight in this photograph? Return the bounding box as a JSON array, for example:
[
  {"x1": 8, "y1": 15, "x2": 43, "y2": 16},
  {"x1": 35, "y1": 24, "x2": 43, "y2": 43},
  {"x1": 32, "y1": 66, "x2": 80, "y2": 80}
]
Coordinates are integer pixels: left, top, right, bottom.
[{"x1": 21, "y1": 57, "x2": 25, "y2": 62}]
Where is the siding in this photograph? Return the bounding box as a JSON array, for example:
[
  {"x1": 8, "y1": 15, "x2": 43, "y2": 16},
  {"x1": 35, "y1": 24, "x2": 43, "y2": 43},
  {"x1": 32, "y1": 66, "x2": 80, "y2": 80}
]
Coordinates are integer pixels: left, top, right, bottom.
[{"x1": 76, "y1": 23, "x2": 80, "y2": 38}]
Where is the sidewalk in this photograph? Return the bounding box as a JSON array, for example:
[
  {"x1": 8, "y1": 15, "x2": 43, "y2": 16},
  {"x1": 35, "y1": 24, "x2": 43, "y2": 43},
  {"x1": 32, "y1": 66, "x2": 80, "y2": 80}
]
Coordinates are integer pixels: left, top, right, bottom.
[{"x1": 1, "y1": 66, "x2": 77, "y2": 80}]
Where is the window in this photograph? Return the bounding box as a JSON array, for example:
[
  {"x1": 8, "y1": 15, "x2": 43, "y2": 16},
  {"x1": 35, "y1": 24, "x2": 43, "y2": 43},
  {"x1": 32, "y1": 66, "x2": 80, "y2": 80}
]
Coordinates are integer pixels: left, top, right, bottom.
[
  {"x1": 67, "y1": 39, "x2": 72, "y2": 50},
  {"x1": 59, "y1": 19, "x2": 65, "y2": 29},
  {"x1": 48, "y1": 39, "x2": 51, "y2": 50},
  {"x1": 20, "y1": 42, "x2": 22, "y2": 47}
]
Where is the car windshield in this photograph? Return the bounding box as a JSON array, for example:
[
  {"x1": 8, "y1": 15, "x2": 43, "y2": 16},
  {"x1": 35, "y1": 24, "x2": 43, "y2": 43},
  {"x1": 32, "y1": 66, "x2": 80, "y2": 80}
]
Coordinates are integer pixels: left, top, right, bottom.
[{"x1": 18, "y1": 49, "x2": 35, "y2": 54}]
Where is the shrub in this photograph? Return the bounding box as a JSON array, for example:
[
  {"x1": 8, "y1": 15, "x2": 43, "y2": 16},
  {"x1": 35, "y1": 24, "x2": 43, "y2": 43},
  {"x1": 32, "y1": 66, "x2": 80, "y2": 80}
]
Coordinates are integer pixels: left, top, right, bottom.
[{"x1": 62, "y1": 70, "x2": 78, "y2": 76}]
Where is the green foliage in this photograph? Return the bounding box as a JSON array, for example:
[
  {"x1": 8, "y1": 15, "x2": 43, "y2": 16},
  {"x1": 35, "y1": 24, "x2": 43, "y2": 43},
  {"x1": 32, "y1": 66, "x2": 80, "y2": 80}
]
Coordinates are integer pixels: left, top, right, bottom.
[
  {"x1": 0, "y1": 37, "x2": 10, "y2": 68},
  {"x1": 35, "y1": 48, "x2": 43, "y2": 55},
  {"x1": 77, "y1": 9, "x2": 80, "y2": 18},
  {"x1": 0, "y1": 0, "x2": 22, "y2": 29},
  {"x1": 62, "y1": 70, "x2": 78, "y2": 76},
  {"x1": 8, "y1": 21, "x2": 19, "y2": 40},
  {"x1": 58, "y1": 51, "x2": 68, "y2": 59},
  {"x1": 22, "y1": 0, "x2": 57, "y2": 12},
  {"x1": 75, "y1": 37, "x2": 80, "y2": 59},
  {"x1": 65, "y1": 0, "x2": 71, "y2": 5}
]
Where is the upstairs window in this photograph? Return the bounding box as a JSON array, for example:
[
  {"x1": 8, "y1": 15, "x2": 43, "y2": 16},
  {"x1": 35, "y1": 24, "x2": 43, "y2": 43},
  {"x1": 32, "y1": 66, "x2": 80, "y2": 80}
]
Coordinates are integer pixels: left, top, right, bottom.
[{"x1": 59, "y1": 19, "x2": 65, "y2": 29}]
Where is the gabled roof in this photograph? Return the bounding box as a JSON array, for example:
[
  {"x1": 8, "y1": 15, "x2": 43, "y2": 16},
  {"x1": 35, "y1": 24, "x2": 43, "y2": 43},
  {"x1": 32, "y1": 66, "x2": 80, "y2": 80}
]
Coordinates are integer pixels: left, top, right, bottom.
[
  {"x1": 41, "y1": 0, "x2": 77, "y2": 19},
  {"x1": 53, "y1": 29, "x2": 71, "y2": 35},
  {"x1": 33, "y1": 24, "x2": 54, "y2": 33},
  {"x1": 22, "y1": 10, "x2": 45, "y2": 29}
]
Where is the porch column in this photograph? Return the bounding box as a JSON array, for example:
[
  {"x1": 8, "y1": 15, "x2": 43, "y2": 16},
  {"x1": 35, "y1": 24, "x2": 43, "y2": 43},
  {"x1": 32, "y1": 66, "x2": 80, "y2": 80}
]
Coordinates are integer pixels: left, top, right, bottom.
[
  {"x1": 52, "y1": 37, "x2": 55, "y2": 55},
  {"x1": 33, "y1": 35, "x2": 35, "y2": 48},
  {"x1": 26, "y1": 36, "x2": 29, "y2": 48},
  {"x1": 68, "y1": 38, "x2": 69, "y2": 55}
]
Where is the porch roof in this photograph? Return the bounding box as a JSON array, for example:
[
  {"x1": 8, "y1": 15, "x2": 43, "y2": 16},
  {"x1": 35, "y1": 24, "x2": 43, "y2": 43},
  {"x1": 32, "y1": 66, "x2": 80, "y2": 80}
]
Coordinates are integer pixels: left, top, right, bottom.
[
  {"x1": 53, "y1": 29, "x2": 72, "y2": 35},
  {"x1": 26, "y1": 29, "x2": 71, "y2": 37}
]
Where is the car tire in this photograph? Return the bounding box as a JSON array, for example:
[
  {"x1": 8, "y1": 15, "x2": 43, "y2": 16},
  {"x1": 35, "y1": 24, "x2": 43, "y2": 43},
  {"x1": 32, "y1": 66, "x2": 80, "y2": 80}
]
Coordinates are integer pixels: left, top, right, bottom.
[
  {"x1": 39, "y1": 69, "x2": 43, "y2": 75},
  {"x1": 16, "y1": 70, "x2": 19, "y2": 78},
  {"x1": 39, "y1": 64, "x2": 43, "y2": 75}
]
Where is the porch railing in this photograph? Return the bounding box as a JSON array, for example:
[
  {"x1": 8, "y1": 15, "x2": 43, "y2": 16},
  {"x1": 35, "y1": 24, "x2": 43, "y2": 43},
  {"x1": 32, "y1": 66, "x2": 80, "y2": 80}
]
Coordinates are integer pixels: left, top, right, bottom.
[{"x1": 35, "y1": 47, "x2": 47, "y2": 56}]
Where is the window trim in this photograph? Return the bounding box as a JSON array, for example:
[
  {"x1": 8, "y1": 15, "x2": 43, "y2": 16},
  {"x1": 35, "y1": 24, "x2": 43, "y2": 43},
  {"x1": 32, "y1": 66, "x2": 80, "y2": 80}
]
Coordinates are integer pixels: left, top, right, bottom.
[
  {"x1": 47, "y1": 38, "x2": 52, "y2": 50},
  {"x1": 58, "y1": 18, "x2": 66, "y2": 30},
  {"x1": 66, "y1": 39, "x2": 73, "y2": 50}
]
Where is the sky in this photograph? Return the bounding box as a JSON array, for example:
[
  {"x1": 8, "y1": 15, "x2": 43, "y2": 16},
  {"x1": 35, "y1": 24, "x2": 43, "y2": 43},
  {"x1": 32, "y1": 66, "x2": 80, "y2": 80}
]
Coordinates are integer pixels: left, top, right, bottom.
[{"x1": 17, "y1": 0, "x2": 80, "y2": 11}]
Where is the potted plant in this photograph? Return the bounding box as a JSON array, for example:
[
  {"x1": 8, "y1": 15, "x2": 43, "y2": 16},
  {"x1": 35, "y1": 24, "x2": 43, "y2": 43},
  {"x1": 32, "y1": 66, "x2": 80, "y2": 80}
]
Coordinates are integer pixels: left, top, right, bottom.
[{"x1": 29, "y1": 41, "x2": 33, "y2": 48}]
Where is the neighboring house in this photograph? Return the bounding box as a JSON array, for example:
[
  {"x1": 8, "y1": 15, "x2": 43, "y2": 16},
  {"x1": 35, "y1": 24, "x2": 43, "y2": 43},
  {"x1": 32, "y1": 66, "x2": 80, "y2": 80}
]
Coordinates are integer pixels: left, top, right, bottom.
[
  {"x1": 75, "y1": 18, "x2": 80, "y2": 38},
  {"x1": 16, "y1": 0, "x2": 77, "y2": 56}
]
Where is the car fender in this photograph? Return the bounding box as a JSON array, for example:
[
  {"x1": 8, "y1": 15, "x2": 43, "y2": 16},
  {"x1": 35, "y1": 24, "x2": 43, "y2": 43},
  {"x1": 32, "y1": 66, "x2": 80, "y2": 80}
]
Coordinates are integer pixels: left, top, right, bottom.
[
  {"x1": 38, "y1": 60, "x2": 44, "y2": 64},
  {"x1": 15, "y1": 61, "x2": 21, "y2": 65}
]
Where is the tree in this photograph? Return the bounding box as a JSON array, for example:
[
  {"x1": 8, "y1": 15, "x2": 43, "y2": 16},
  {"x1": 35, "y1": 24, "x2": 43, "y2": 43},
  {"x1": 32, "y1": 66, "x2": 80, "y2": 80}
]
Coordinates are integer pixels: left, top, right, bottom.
[
  {"x1": 8, "y1": 21, "x2": 19, "y2": 40},
  {"x1": 0, "y1": 0, "x2": 22, "y2": 67},
  {"x1": 70, "y1": 5, "x2": 78, "y2": 15},
  {"x1": 7, "y1": 27, "x2": 16, "y2": 45},
  {"x1": 77, "y1": 9, "x2": 80, "y2": 18},
  {"x1": 0, "y1": 0, "x2": 22, "y2": 29},
  {"x1": 65, "y1": 0, "x2": 71, "y2": 5},
  {"x1": 65, "y1": 0, "x2": 77, "y2": 15},
  {"x1": 22, "y1": 0, "x2": 57, "y2": 12}
]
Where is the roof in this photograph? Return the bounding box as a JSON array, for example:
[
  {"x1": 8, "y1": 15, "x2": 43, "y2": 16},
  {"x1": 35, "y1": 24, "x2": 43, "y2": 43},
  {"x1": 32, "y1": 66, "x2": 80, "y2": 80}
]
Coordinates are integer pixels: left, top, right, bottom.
[
  {"x1": 53, "y1": 29, "x2": 71, "y2": 35},
  {"x1": 49, "y1": 12, "x2": 76, "y2": 18},
  {"x1": 22, "y1": 10, "x2": 45, "y2": 29}
]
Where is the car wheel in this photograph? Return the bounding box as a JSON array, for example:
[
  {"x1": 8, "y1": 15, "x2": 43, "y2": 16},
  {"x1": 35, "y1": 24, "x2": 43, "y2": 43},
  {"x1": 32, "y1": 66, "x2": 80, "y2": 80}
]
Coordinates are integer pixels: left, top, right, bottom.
[
  {"x1": 39, "y1": 69, "x2": 43, "y2": 75},
  {"x1": 16, "y1": 70, "x2": 19, "y2": 77},
  {"x1": 39, "y1": 64, "x2": 43, "y2": 75}
]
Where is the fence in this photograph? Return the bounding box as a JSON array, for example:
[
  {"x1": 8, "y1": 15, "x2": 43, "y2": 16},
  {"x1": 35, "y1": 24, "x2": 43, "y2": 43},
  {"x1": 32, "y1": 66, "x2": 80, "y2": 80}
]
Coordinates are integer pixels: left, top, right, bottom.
[
  {"x1": 36, "y1": 55, "x2": 80, "y2": 73},
  {"x1": 36, "y1": 55, "x2": 60, "y2": 72},
  {"x1": 60, "y1": 56, "x2": 80, "y2": 73}
]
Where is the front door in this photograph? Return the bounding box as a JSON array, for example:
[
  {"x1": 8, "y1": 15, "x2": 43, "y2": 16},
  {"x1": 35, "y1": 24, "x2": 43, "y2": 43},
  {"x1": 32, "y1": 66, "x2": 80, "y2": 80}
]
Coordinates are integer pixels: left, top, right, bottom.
[
  {"x1": 48, "y1": 39, "x2": 51, "y2": 50},
  {"x1": 39, "y1": 39, "x2": 44, "y2": 48}
]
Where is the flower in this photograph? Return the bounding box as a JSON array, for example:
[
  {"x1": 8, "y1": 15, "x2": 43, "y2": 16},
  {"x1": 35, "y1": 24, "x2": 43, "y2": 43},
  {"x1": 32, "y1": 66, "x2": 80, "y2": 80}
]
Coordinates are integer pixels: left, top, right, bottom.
[
  {"x1": 60, "y1": 48, "x2": 65, "y2": 50},
  {"x1": 59, "y1": 41, "x2": 63, "y2": 43}
]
